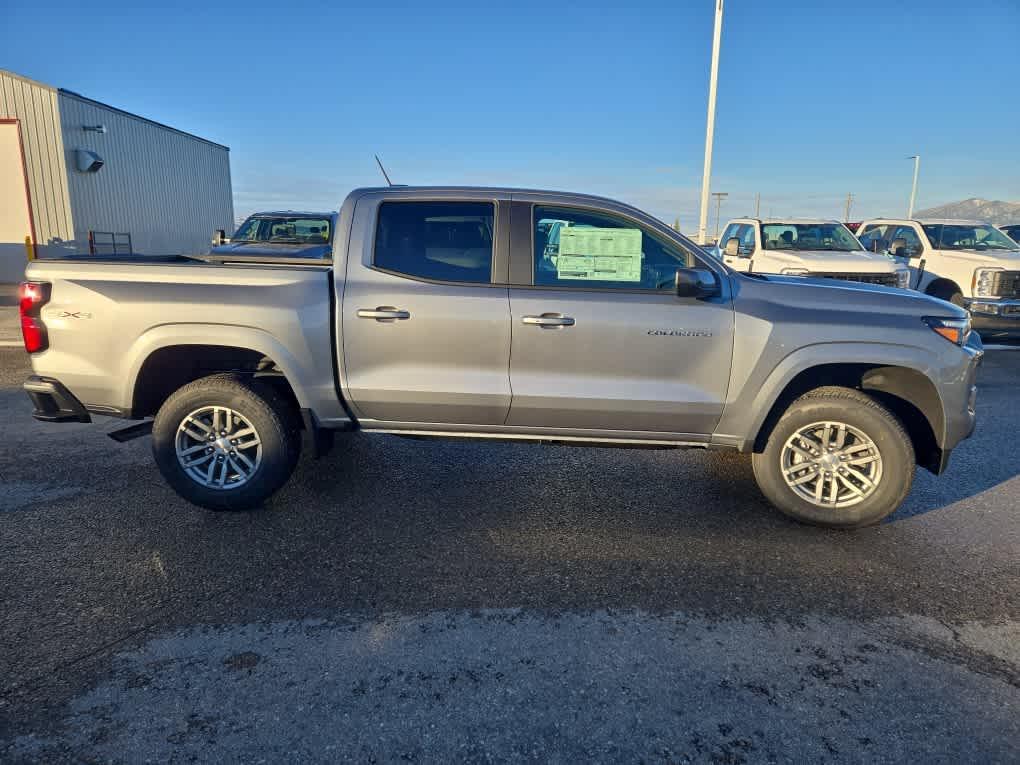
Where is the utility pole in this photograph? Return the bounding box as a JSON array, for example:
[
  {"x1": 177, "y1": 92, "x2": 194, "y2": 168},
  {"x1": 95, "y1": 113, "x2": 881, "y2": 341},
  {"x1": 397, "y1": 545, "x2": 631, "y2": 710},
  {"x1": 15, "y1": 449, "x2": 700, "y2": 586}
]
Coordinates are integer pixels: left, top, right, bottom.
[
  {"x1": 697, "y1": 0, "x2": 725, "y2": 245},
  {"x1": 907, "y1": 155, "x2": 920, "y2": 217},
  {"x1": 711, "y1": 191, "x2": 728, "y2": 241},
  {"x1": 754, "y1": 192, "x2": 761, "y2": 218},
  {"x1": 843, "y1": 192, "x2": 854, "y2": 222}
]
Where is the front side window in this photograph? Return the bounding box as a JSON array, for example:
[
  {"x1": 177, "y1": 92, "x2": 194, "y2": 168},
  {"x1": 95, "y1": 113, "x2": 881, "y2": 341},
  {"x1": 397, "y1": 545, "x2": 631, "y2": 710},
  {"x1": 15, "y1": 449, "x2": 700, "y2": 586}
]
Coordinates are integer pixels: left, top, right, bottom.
[
  {"x1": 233, "y1": 216, "x2": 332, "y2": 244},
  {"x1": 374, "y1": 201, "x2": 494, "y2": 283},
  {"x1": 887, "y1": 225, "x2": 924, "y2": 256},
  {"x1": 534, "y1": 206, "x2": 693, "y2": 290},
  {"x1": 762, "y1": 223, "x2": 863, "y2": 252},
  {"x1": 922, "y1": 223, "x2": 1019, "y2": 251}
]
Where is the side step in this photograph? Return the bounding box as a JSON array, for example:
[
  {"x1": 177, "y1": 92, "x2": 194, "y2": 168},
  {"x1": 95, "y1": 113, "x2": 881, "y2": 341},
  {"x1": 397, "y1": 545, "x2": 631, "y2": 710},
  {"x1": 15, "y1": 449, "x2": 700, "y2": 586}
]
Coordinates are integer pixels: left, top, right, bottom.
[{"x1": 107, "y1": 421, "x2": 153, "y2": 443}]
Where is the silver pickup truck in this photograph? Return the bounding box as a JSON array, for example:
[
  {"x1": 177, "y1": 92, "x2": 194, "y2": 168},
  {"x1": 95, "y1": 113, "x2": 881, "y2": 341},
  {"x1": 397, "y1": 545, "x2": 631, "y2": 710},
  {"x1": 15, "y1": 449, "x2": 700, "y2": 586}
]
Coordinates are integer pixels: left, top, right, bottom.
[{"x1": 20, "y1": 187, "x2": 982, "y2": 528}]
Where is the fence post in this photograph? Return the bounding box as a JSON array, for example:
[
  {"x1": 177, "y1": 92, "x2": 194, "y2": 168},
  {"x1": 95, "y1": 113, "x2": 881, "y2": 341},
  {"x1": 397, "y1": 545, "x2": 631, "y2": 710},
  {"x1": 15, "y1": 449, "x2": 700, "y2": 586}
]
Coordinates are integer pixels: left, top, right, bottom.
[{"x1": 24, "y1": 235, "x2": 35, "y2": 261}]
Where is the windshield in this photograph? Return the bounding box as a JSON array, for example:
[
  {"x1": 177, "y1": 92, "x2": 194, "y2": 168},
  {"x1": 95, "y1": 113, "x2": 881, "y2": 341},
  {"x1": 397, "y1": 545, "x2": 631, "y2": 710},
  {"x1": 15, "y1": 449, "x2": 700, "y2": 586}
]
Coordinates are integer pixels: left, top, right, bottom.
[
  {"x1": 761, "y1": 223, "x2": 863, "y2": 252},
  {"x1": 922, "y1": 223, "x2": 1019, "y2": 251},
  {"x1": 232, "y1": 216, "x2": 332, "y2": 244}
]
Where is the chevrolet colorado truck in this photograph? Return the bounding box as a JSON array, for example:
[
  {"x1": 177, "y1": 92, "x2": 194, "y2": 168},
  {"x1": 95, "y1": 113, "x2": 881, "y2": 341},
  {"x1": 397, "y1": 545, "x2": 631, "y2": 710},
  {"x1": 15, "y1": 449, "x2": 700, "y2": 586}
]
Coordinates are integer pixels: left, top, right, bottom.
[
  {"x1": 20, "y1": 187, "x2": 982, "y2": 528},
  {"x1": 715, "y1": 218, "x2": 910, "y2": 290},
  {"x1": 858, "y1": 218, "x2": 1020, "y2": 341}
]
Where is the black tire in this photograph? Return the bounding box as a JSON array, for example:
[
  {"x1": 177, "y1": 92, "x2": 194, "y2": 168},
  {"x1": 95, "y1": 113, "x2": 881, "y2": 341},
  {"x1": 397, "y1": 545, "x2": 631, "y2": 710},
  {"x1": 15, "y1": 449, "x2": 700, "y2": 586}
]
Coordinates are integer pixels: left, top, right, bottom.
[
  {"x1": 152, "y1": 373, "x2": 301, "y2": 511},
  {"x1": 928, "y1": 282, "x2": 964, "y2": 307},
  {"x1": 751, "y1": 386, "x2": 914, "y2": 529}
]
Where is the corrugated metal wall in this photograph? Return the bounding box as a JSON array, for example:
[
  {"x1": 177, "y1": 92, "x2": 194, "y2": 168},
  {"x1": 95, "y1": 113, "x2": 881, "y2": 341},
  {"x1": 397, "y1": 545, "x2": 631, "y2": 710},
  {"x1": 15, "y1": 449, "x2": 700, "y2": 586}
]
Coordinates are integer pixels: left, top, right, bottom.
[
  {"x1": 0, "y1": 71, "x2": 75, "y2": 251},
  {"x1": 59, "y1": 91, "x2": 233, "y2": 255}
]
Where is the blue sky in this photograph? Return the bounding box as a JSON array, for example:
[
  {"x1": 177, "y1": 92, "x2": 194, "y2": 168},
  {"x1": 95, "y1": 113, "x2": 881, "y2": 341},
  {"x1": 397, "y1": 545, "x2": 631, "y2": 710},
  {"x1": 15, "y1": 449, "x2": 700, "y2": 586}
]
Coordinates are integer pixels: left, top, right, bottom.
[{"x1": 5, "y1": 0, "x2": 1019, "y2": 229}]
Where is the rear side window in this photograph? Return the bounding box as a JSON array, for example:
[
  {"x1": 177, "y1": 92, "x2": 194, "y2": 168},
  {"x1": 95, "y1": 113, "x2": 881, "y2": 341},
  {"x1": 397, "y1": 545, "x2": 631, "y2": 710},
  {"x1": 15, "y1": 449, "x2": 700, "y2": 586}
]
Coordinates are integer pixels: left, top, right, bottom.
[{"x1": 374, "y1": 201, "x2": 494, "y2": 283}]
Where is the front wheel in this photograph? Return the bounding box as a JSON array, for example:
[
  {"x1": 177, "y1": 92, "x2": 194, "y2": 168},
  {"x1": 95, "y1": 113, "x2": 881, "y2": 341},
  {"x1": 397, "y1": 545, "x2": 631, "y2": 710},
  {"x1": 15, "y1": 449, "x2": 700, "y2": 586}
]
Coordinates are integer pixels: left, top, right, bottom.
[
  {"x1": 751, "y1": 386, "x2": 914, "y2": 528},
  {"x1": 152, "y1": 374, "x2": 301, "y2": 511}
]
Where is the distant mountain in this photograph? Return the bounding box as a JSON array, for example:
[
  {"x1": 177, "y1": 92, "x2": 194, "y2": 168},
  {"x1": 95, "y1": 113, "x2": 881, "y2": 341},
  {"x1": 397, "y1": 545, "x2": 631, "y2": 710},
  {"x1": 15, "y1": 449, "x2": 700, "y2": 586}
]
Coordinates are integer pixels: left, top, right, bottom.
[{"x1": 913, "y1": 198, "x2": 1020, "y2": 224}]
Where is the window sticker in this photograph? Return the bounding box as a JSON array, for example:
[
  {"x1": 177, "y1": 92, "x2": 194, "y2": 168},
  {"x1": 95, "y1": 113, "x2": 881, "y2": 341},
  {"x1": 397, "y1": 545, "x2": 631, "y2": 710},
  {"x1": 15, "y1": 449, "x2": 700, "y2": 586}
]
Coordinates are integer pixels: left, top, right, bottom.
[{"x1": 556, "y1": 227, "x2": 642, "y2": 282}]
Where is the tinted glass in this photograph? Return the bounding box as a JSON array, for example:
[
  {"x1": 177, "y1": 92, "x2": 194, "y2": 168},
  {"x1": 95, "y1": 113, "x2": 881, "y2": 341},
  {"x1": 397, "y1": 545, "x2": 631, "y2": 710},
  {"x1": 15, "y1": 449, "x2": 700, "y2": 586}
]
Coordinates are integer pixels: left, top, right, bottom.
[
  {"x1": 534, "y1": 206, "x2": 693, "y2": 290},
  {"x1": 1002, "y1": 225, "x2": 1020, "y2": 244},
  {"x1": 374, "y1": 202, "x2": 494, "y2": 283}
]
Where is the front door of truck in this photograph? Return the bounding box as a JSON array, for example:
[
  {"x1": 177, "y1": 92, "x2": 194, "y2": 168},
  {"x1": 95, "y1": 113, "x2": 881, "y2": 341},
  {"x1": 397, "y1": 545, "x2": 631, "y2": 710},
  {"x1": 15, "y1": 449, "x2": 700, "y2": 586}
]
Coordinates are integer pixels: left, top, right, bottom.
[
  {"x1": 505, "y1": 198, "x2": 734, "y2": 436},
  {"x1": 341, "y1": 194, "x2": 512, "y2": 425}
]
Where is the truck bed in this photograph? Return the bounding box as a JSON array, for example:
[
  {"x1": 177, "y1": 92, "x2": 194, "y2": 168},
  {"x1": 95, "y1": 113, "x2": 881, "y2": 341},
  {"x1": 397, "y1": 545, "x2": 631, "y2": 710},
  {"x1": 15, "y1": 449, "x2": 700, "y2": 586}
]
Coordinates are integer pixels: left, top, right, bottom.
[{"x1": 21, "y1": 257, "x2": 347, "y2": 426}]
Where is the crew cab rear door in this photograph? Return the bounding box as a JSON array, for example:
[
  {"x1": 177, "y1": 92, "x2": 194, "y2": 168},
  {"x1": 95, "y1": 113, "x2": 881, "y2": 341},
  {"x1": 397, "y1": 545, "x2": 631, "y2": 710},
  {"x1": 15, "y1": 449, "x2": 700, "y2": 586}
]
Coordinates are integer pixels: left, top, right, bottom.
[
  {"x1": 340, "y1": 191, "x2": 512, "y2": 425},
  {"x1": 504, "y1": 193, "x2": 734, "y2": 436}
]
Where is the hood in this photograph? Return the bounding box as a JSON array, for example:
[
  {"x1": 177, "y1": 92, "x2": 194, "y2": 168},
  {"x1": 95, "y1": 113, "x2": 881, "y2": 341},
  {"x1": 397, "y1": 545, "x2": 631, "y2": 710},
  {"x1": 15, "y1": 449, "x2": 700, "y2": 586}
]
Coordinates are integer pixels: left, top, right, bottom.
[
  {"x1": 738, "y1": 271, "x2": 966, "y2": 319},
  {"x1": 761, "y1": 249, "x2": 900, "y2": 273},
  {"x1": 931, "y1": 248, "x2": 1020, "y2": 266},
  {"x1": 210, "y1": 241, "x2": 332, "y2": 259}
]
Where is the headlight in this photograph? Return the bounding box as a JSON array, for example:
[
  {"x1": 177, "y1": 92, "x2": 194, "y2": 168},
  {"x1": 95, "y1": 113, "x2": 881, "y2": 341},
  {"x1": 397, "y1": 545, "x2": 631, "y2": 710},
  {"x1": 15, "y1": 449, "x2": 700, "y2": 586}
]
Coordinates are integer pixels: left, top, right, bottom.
[
  {"x1": 972, "y1": 268, "x2": 1002, "y2": 297},
  {"x1": 895, "y1": 268, "x2": 910, "y2": 289},
  {"x1": 781, "y1": 268, "x2": 809, "y2": 276},
  {"x1": 923, "y1": 316, "x2": 971, "y2": 346}
]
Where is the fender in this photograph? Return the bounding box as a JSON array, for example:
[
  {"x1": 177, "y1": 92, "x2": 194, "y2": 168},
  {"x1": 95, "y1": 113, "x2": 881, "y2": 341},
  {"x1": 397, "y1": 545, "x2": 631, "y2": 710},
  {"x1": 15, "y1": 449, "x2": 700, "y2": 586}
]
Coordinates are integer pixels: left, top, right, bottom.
[
  {"x1": 713, "y1": 341, "x2": 942, "y2": 451},
  {"x1": 118, "y1": 323, "x2": 347, "y2": 423}
]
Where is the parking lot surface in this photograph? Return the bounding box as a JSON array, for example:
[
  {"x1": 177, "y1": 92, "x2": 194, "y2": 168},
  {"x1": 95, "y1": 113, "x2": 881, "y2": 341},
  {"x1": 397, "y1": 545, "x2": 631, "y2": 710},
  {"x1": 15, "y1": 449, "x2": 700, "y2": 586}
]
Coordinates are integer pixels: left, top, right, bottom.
[{"x1": 1, "y1": 340, "x2": 1017, "y2": 763}]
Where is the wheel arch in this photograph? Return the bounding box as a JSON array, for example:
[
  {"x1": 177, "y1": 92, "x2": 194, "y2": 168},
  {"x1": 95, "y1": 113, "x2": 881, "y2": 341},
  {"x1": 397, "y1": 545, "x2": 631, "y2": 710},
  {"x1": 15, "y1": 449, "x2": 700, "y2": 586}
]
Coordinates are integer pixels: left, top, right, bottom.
[
  {"x1": 749, "y1": 362, "x2": 944, "y2": 473},
  {"x1": 121, "y1": 325, "x2": 312, "y2": 419}
]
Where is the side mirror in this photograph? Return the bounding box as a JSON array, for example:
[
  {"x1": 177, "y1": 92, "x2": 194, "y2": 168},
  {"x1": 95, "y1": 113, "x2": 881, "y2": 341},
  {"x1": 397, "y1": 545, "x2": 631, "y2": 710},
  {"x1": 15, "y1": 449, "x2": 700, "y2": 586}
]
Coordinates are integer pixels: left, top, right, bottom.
[
  {"x1": 212, "y1": 229, "x2": 228, "y2": 246},
  {"x1": 890, "y1": 238, "x2": 907, "y2": 258},
  {"x1": 723, "y1": 237, "x2": 741, "y2": 257},
  {"x1": 675, "y1": 268, "x2": 719, "y2": 299}
]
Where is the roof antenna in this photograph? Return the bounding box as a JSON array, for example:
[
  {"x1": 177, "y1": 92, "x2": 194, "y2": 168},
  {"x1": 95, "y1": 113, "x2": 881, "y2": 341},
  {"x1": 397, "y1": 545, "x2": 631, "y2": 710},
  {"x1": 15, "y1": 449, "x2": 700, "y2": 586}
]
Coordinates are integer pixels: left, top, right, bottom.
[{"x1": 374, "y1": 154, "x2": 394, "y2": 186}]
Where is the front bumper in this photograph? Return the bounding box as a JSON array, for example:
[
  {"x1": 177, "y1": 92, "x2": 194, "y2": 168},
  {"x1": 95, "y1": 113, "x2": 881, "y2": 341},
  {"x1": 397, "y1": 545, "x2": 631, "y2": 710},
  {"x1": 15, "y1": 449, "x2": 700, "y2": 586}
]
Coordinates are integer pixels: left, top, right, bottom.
[
  {"x1": 24, "y1": 376, "x2": 92, "y2": 423},
  {"x1": 964, "y1": 299, "x2": 1020, "y2": 341},
  {"x1": 938, "y1": 333, "x2": 983, "y2": 468}
]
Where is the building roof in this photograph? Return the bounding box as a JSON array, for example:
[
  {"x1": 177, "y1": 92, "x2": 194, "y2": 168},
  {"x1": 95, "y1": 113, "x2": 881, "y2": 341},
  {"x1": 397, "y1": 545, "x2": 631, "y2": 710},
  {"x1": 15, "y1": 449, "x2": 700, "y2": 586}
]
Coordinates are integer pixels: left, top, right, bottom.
[{"x1": 0, "y1": 68, "x2": 228, "y2": 150}]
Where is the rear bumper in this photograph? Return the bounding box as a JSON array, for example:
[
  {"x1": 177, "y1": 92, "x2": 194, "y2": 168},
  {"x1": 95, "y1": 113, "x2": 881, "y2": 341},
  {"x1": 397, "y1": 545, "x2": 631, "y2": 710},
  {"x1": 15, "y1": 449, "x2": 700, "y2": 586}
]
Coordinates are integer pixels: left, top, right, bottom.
[{"x1": 24, "y1": 376, "x2": 91, "y2": 423}]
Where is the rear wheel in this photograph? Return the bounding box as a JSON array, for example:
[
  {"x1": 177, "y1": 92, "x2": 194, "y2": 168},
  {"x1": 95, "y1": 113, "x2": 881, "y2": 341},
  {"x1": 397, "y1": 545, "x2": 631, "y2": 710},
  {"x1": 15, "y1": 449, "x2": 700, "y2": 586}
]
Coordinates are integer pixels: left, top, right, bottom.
[
  {"x1": 751, "y1": 386, "x2": 914, "y2": 528},
  {"x1": 152, "y1": 374, "x2": 301, "y2": 510}
]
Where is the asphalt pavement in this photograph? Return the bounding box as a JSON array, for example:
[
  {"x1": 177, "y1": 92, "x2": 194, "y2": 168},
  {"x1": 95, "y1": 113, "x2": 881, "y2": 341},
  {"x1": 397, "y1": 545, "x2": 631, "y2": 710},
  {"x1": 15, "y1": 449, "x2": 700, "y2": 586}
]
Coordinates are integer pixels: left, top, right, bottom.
[{"x1": 0, "y1": 343, "x2": 1017, "y2": 763}]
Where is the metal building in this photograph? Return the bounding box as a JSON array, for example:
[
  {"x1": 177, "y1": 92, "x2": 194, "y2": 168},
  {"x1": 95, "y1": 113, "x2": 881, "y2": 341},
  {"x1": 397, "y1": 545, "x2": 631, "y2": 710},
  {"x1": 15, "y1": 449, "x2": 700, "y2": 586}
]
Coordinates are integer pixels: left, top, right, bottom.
[{"x1": 0, "y1": 69, "x2": 233, "y2": 282}]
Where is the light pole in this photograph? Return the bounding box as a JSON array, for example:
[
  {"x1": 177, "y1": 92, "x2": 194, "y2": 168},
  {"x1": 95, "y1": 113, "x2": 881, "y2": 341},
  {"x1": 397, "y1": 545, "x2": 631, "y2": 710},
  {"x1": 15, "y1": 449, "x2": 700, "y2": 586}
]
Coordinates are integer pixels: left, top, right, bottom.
[
  {"x1": 907, "y1": 155, "x2": 920, "y2": 218},
  {"x1": 697, "y1": 0, "x2": 725, "y2": 245},
  {"x1": 712, "y1": 191, "x2": 728, "y2": 241}
]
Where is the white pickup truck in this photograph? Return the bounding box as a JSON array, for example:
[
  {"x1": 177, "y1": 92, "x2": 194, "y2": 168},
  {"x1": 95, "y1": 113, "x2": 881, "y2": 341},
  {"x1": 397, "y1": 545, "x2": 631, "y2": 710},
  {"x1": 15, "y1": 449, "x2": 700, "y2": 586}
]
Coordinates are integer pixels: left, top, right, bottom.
[
  {"x1": 716, "y1": 218, "x2": 910, "y2": 290},
  {"x1": 857, "y1": 218, "x2": 1020, "y2": 341}
]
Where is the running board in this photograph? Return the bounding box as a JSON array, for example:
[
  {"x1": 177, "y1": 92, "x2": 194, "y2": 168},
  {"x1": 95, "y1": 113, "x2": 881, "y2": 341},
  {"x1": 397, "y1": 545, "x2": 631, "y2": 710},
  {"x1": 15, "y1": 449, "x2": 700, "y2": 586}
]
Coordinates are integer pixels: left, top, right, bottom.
[{"x1": 107, "y1": 421, "x2": 154, "y2": 442}]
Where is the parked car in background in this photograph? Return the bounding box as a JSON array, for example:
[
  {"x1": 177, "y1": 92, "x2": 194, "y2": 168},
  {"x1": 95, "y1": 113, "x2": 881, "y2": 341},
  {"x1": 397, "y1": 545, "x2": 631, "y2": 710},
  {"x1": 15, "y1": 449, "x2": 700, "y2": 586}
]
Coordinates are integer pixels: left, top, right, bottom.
[
  {"x1": 857, "y1": 218, "x2": 1020, "y2": 340},
  {"x1": 211, "y1": 212, "x2": 337, "y2": 260},
  {"x1": 999, "y1": 223, "x2": 1020, "y2": 244},
  {"x1": 20, "y1": 187, "x2": 981, "y2": 529},
  {"x1": 715, "y1": 218, "x2": 910, "y2": 289}
]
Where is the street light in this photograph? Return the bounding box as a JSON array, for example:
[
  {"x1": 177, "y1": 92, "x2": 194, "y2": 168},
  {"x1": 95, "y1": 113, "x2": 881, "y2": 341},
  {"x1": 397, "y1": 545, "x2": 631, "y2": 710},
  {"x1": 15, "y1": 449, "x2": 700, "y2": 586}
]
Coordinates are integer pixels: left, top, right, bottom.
[
  {"x1": 907, "y1": 155, "x2": 920, "y2": 218},
  {"x1": 697, "y1": 0, "x2": 725, "y2": 245}
]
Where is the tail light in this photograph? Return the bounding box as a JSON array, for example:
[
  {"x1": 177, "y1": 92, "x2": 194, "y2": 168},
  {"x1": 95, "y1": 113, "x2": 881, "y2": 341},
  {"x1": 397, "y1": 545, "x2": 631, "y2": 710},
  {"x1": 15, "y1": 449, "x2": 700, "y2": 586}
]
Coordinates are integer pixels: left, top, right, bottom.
[{"x1": 19, "y1": 281, "x2": 51, "y2": 353}]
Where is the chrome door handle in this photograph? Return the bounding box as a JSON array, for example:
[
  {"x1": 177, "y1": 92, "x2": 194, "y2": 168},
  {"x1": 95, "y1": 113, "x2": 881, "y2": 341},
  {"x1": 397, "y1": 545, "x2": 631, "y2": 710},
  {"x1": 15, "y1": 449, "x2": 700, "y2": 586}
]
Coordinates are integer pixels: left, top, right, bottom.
[
  {"x1": 522, "y1": 314, "x2": 575, "y2": 327},
  {"x1": 357, "y1": 307, "x2": 410, "y2": 321}
]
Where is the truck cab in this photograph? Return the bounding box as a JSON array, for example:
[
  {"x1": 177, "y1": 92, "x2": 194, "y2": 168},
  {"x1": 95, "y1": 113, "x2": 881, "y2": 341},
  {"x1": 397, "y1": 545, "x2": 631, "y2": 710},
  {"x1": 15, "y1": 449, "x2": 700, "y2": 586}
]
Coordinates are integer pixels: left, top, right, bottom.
[
  {"x1": 716, "y1": 218, "x2": 910, "y2": 290},
  {"x1": 857, "y1": 218, "x2": 1020, "y2": 340}
]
